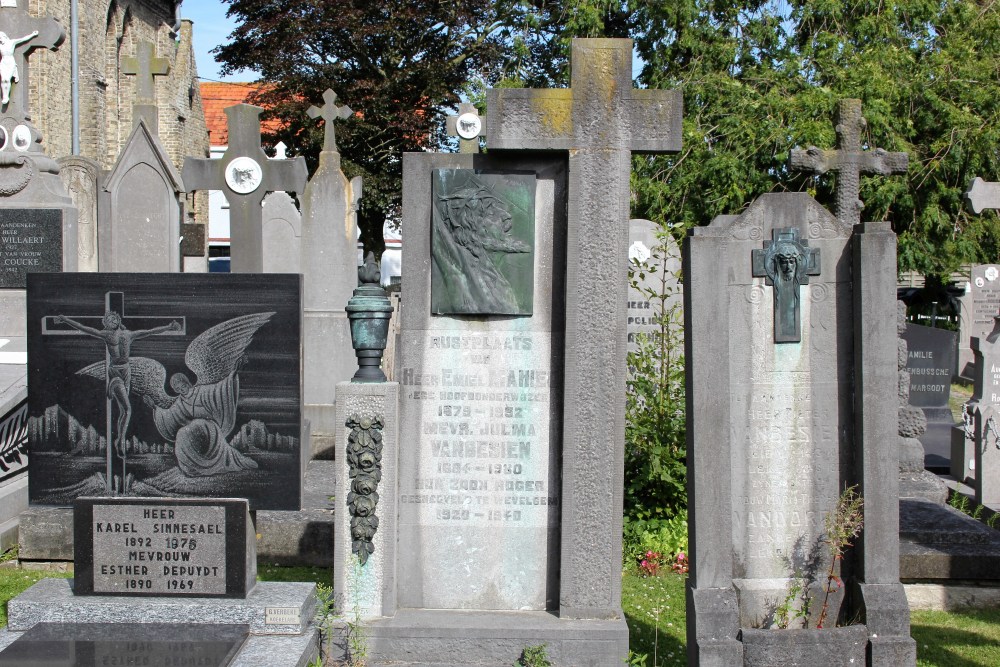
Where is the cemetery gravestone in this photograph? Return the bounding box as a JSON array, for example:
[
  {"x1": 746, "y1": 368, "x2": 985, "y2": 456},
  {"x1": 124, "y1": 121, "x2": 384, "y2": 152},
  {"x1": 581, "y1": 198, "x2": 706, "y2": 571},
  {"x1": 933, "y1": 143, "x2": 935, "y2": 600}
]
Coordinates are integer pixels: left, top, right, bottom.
[
  {"x1": 627, "y1": 218, "x2": 681, "y2": 356},
  {"x1": 58, "y1": 155, "x2": 100, "y2": 272},
  {"x1": 26, "y1": 273, "x2": 306, "y2": 510},
  {"x1": 0, "y1": 1, "x2": 78, "y2": 338},
  {"x1": 684, "y1": 194, "x2": 915, "y2": 664},
  {"x1": 300, "y1": 89, "x2": 362, "y2": 456},
  {"x1": 968, "y1": 318, "x2": 1000, "y2": 505},
  {"x1": 957, "y1": 264, "x2": 1000, "y2": 378},
  {"x1": 261, "y1": 191, "x2": 301, "y2": 273},
  {"x1": 99, "y1": 120, "x2": 183, "y2": 272},
  {"x1": 73, "y1": 497, "x2": 256, "y2": 598},
  {"x1": 183, "y1": 104, "x2": 307, "y2": 273},
  {"x1": 902, "y1": 322, "x2": 957, "y2": 422}
]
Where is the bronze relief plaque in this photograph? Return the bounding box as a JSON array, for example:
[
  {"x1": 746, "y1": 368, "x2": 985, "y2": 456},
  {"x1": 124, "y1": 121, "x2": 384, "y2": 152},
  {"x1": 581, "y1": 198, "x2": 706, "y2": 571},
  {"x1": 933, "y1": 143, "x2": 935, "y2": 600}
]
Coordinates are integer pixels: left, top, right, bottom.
[{"x1": 431, "y1": 170, "x2": 535, "y2": 315}]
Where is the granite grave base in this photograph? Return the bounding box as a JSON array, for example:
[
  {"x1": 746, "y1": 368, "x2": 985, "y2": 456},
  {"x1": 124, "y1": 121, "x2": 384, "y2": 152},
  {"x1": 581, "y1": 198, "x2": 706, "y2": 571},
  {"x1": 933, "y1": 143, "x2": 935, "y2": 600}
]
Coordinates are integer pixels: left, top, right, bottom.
[
  {"x1": 361, "y1": 610, "x2": 627, "y2": 667},
  {"x1": 1, "y1": 578, "x2": 319, "y2": 667}
]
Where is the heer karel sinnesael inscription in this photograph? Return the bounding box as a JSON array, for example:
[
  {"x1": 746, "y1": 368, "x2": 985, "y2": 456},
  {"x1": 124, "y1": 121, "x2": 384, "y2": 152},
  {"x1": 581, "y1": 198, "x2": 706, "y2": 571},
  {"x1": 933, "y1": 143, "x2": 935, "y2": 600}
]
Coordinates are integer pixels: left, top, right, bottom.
[
  {"x1": 90, "y1": 504, "x2": 226, "y2": 595},
  {"x1": 399, "y1": 333, "x2": 557, "y2": 528}
]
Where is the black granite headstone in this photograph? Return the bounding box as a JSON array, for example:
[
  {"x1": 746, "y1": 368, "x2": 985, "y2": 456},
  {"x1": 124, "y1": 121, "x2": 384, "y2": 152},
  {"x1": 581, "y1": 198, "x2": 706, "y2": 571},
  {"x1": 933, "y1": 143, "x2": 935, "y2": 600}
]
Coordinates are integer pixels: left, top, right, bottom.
[
  {"x1": 0, "y1": 622, "x2": 248, "y2": 667},
  {"x1": 903, "y1": 322, "x2": 958, "y2": 422},
  {"x1": 0, "y1": 209, "x2": 63, "y2": 288},
  {"x1": 26, "y1": 273, "x2": 304, "y2": 510},
  {"x1": 73, "y1": 497, "x2": 256, "y2": 598}
]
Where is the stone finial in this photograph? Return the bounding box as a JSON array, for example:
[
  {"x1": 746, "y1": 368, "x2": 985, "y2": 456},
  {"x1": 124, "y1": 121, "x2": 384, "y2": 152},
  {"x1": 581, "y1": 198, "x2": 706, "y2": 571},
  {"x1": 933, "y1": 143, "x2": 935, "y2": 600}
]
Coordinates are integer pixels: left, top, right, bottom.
[
  {"x1": 965, "y1": 177, "x2": 1000, "y2": 215},
  {"x1": 307, "y1": 89, "x2": 352, "y2": 153},
  {"x1": 273, "y1": 141, "x2": 288, "y2": 160}
]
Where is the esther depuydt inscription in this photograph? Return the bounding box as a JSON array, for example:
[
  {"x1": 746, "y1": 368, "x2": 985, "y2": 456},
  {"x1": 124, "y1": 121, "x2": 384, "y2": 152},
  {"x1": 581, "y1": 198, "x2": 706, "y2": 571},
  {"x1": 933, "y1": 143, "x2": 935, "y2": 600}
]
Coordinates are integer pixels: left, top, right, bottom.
[
  {"x1": 431, "y1": 170, "x2": 535, "y2": 315},
  {"x1": 0, "y1": 208, "x2": 62, "y2": 288},
  {"x1": 74, "y1": 497, "x2": 255, "y2": 598}
]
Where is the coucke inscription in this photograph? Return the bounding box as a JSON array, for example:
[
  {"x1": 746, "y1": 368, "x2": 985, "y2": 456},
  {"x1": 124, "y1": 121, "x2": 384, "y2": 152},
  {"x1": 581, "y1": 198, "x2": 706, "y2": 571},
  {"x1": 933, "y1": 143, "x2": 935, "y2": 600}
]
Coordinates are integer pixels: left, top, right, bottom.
[{"x1": 91, "y1": 505, "x2": 227, "y2": 595}]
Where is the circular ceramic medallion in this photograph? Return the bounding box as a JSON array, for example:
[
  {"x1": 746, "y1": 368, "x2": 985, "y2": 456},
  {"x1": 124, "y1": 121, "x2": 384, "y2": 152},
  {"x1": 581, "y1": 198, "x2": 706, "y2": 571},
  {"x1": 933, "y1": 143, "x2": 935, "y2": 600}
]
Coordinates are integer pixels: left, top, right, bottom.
[
  {"x1": 976, "y1": 277, "x2": 986, "y2": 288},
  {"x1": 224, "y1": 156, "x2": 263, "y2": 194},
  {"x1": 455, "y1": 112, "x2": 482, "y2": 140},
  {"x1": 11, "y1": 124, "x2": 31, "y2": 152},
  {"x1": 0, "y1": 126, "x2": 8, "y2": 151},
  {"x1": 629, "y1": 240, "x2": 651, "y2": 265},
  {"x1": 987, "y1": 266, "x2": 999, "y2": 282}
]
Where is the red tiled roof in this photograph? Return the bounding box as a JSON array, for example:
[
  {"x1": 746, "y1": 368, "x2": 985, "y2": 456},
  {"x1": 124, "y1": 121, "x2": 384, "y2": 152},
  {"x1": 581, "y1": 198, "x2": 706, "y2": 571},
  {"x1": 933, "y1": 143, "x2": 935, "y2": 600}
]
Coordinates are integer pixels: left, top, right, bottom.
[{"x1": 200, "y1": 82, "x2": 285, "y2": 147}]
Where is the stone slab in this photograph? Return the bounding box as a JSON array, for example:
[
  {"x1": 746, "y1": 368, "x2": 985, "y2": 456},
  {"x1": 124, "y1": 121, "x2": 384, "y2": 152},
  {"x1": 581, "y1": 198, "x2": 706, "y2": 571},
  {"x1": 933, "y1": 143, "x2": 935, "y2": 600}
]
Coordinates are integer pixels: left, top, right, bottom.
[
  {"x1": 741, "y1": 625, "x2": 868, "y2": 667},
  {"x1": 0, "y1": 622, "x2": 248, "y2": 667},
  {"x1": 898, "y1": 470, "x2": 948, "y2": 505},
  {"x1": 899, "y1": 499, "x2": 1000, "y2": 581},
  {"x1": 365, "y1": 609, "x2": 628, "y2": 667},
  {"x1": 0, "y1": 208, "x2": 63, "y2": 288},
  {"x1": 26, "y1": 273, "x2": 305, "y2": 511},
  {"x1": 7, "y1": 578, "x2": 316, "y2": 636},
  {"x1": 905, "y1": 583, "x2": 1000, "y2": 610},
  {"x1": 0, "y1": 628, "x2": 319, "y2": 667},
  {"x1": 19, "y1": 460, "x2": 336, "y2": 566},
  {"x1": 73, "y1": 497, "x2": 256, "y2": 598}
]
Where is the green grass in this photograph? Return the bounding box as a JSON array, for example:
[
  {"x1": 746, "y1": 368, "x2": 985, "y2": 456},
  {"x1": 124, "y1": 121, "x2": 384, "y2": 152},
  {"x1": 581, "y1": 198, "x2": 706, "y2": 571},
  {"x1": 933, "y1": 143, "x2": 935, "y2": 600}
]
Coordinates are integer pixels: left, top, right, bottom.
[
  {"x1": 913, "y1": 608, "x2": 1000, "y2": 667},
  {"x1": 0, "y1": 567, "x2": 72, "y2": 628},
  {"x1": 621, "y1": 570, "x2": 1000, "y2": 667}
]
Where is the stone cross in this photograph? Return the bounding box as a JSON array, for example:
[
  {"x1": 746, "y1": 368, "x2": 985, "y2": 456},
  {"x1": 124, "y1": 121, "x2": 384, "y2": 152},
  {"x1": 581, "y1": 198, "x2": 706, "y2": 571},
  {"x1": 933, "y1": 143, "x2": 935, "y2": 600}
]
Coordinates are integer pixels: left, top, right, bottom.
[
  {"x1": 446, "y1": 102, "x2": 486, "y2": 153},
  {"x1": 307, "y1": 89, "x2": 351, "y2": 153},
  {"x1": 486, "y1": 38, "x2": 681, "y2": 619},
  {"x1": 789, "y1": 98, "x2": 908, "y2": 226},
  {"x1": 122, "y1": 41, "x2": 169, "y2": 132},
  {"x1": 182, "y1": 104, "x2": 307, "y2": 273},
  {"x1": 0, "y1": 0, "x2": 65, "y2": 123},
  {"x1": 41, "y1": 291, "x2": 185, "y2": 493},
  {"x1": 751, "y1": 227, "x2": 821, "y2": 343},
  {"x1": 965, "y1": 177, "x2": 1000, "y2": 215},
  {"x1": 273, "y1": 141, "x2": 288, "y2": 160}
]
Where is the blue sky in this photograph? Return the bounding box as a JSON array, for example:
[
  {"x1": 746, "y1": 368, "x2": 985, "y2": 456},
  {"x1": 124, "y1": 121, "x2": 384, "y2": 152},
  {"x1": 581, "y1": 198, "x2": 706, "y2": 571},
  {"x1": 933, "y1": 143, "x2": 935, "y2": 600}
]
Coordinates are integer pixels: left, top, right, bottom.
[{"x1": 181, "y1": 2, "x2": 257, "y2": 82}]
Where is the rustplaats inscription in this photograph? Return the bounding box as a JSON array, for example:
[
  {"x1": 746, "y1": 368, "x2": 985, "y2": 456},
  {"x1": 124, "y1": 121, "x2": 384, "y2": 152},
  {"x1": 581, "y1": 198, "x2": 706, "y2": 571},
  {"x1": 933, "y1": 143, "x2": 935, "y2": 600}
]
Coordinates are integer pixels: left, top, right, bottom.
[
  {"x1": 399, "y1": 334, "x2": 558, "y2": 527},
  {"x1": 91, "y1": 504, "x2": 226, "y2": 595}
]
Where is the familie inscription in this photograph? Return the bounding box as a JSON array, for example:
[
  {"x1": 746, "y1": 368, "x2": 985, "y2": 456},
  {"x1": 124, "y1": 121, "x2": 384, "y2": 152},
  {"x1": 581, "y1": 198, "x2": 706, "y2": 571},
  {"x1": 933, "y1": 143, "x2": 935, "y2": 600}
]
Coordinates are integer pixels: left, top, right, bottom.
[{"x1": 73, "y1": 497, "x2": 256, "y2": 598}]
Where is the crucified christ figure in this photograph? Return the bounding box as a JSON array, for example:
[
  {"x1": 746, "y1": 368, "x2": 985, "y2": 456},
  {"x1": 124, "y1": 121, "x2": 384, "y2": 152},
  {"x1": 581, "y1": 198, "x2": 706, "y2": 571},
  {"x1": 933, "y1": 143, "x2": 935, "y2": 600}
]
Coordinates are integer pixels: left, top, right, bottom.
[
  {"x1": 0, "y1": 30, "x2": 38, "y2": 106},
  {"x1": 56, "y1": 311, "x2": 181, "y2": 457}
]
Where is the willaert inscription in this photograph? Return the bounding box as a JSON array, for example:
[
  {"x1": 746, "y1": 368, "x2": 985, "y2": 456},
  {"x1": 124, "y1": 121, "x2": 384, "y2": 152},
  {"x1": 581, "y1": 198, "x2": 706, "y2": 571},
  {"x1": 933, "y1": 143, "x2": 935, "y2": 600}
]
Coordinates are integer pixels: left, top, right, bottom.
[
  {"x1": 74, "y1": 497, "x2": 257, "y2": 598},
  {"x1": 0, "y1": 209, "x2": 63, "y2": 288}
]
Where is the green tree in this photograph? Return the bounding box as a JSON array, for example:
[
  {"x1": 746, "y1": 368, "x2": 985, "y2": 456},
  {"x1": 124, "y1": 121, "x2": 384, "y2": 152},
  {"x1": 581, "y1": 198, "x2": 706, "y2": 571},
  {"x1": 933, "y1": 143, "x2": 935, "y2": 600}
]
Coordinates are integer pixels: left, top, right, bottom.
[{"x1": 632, "y1": 0, "x2": 1000, "y2": 279}]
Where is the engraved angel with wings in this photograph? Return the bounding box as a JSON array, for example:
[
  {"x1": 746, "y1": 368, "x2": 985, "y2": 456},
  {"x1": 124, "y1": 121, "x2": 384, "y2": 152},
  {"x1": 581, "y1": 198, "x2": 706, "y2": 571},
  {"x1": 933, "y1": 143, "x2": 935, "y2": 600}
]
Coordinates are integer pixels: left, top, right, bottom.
[{"x1": 77, "y1": 313, "x2": 274, "y2": 477}]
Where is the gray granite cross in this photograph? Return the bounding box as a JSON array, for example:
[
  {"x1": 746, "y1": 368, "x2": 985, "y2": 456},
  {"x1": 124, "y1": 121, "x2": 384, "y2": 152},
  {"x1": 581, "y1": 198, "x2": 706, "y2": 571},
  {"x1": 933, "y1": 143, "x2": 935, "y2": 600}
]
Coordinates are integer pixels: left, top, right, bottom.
[
  {"x1": 122, "y1": 41, "x2": 169, "y2": 132},
  {"x1": 789, "y1": 98, "x2": 909, "y2": 226},
  {"x1": 486, "y1": 38, "x2": 682, "y2": 619},
  {"x1": 965, "y1": 177, "x2": 1000, "y2": 215},
  {"x1": 0, "y1": 0, "x2": 65, "y2": 123},
  {"x1": 446, "y1": 102, "x2": 485, "y2": 153},
  {"x1": 42, "y1": 291, "x2": 185, "y2": 493},
  {"x1": 183, "y1": 104, "x2": 307, "y2": 273},
  {"x1": 307, "y1": 89, "x2": 351, "y2": 153}
]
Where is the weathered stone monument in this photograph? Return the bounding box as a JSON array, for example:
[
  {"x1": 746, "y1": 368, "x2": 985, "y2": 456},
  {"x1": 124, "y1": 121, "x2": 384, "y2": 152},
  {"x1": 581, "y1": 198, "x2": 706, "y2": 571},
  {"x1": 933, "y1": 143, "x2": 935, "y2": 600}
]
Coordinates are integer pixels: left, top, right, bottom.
[
  {"x1": 958, "y1": 317, "x2": 1000, "y2": 505},
  {"x1": 0, "y1": 0, "x2": 77, "y2": 336},
  {"x1": 121, "y1": 41, "x2": 170, "y2": 133},
  {"x1": 326, "y1": 38, "x2": 681, "y2": 665},
  {"x1": 300, "y1": 89, "x2": 363, "y2": 457},
  {"x1": 902, "y1": 322, "x2": 957, "y2": 423},
  {"x1": 183, "y1": 104, "x2": 307, "y2": 273},
  {"x1": 58, "y1": 155, "x2": 100, "y2": 272},
  {"x1": 99, "y1": 120, "x2": 184, "y2": 272},
  {"x1": 957, "y1": 264, "x2": 1000, "y2": 379},
  {"x1": 261, "y1": 190, "x2": 302, "y2": 273},
  {"x1": 685, "y1": 100, "x2": 914, "y2": 664}
]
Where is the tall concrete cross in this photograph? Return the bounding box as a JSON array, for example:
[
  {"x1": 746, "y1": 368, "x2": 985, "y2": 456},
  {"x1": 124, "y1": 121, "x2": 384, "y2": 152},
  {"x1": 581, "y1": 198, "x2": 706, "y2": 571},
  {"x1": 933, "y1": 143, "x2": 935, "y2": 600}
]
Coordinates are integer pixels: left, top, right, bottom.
[
  {"x1": 183, "y1": 104, "x2": 307, "y2": 273},
  {"x1": 0, "y1": 0, "x2": 65, "y2": 123},
  {"x1": 965, "y1": 177, "x2": 1000, "y2": 215},
  {"x1": 41, "y1": 291, "x2": 185, "y2": 493},
  {"x1": 486, "y1": 38, "x2": 682, "y2": 620},
  {"x1": 789, "y1": 98, "x2": 909, "y2": 226},
  {"x1": 122, "y1": 41, "x2": 169, "y2": 132},
  {"x1": 446, "y1": 102, "x2": 485, "y2": 153},
  {"x1": 307, "y1": 89, "x2": 351, "y2": 153}
]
